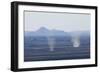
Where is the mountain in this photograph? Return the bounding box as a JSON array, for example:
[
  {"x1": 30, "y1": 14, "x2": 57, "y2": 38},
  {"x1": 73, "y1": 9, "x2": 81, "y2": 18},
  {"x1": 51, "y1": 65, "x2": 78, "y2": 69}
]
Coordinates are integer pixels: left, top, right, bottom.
[
  {"x1": 36, "y1": 27, "x2": 50, "y2": 33},
  {"x1": 25, "y1": 27, "x2": 68, "y2": 36},
  {"x1": 25, "y1": 27, "x2": 90, "y2": 37}
]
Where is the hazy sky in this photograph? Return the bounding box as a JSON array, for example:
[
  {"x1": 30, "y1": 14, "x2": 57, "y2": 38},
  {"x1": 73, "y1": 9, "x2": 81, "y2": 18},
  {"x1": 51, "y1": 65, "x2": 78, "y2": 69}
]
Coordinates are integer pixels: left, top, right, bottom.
[{"x1": 24, "y1": 11, "x2": 90, "y2": 32}]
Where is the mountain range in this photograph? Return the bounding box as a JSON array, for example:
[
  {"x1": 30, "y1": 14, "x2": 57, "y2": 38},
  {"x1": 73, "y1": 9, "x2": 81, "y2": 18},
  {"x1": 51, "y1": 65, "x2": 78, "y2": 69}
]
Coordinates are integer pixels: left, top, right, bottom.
[{"x1": 25, "y1": 27, "x2": 90, "y2": 36}]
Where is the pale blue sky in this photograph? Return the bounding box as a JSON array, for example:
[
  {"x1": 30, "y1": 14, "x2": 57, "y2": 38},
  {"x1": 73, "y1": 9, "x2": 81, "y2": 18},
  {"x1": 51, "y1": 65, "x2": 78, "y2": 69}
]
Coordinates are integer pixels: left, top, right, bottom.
[{"x1": 24, "y1": 11, "x2": 90, "y2": 32}]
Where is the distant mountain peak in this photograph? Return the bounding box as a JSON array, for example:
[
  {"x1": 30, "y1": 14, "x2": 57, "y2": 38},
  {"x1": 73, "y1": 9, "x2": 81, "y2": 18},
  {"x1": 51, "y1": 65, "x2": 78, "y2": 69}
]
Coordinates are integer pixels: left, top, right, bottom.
[{"x1": 37, "y1": 27, "x2": 49, "y2": 32}]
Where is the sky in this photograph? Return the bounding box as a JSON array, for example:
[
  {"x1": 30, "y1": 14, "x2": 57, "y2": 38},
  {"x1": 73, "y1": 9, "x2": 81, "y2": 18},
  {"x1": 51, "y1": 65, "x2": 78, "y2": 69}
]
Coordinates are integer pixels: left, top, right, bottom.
[{"x1": 24, "y1": 11, "x2": 91, "y2": 32}]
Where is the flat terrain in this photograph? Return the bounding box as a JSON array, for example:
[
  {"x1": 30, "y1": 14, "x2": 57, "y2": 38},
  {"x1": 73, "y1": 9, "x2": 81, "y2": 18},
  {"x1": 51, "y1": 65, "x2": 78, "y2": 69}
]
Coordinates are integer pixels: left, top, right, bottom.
[{"x1": 24, "y1": 35, "x2": 90, "y2": 61}]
